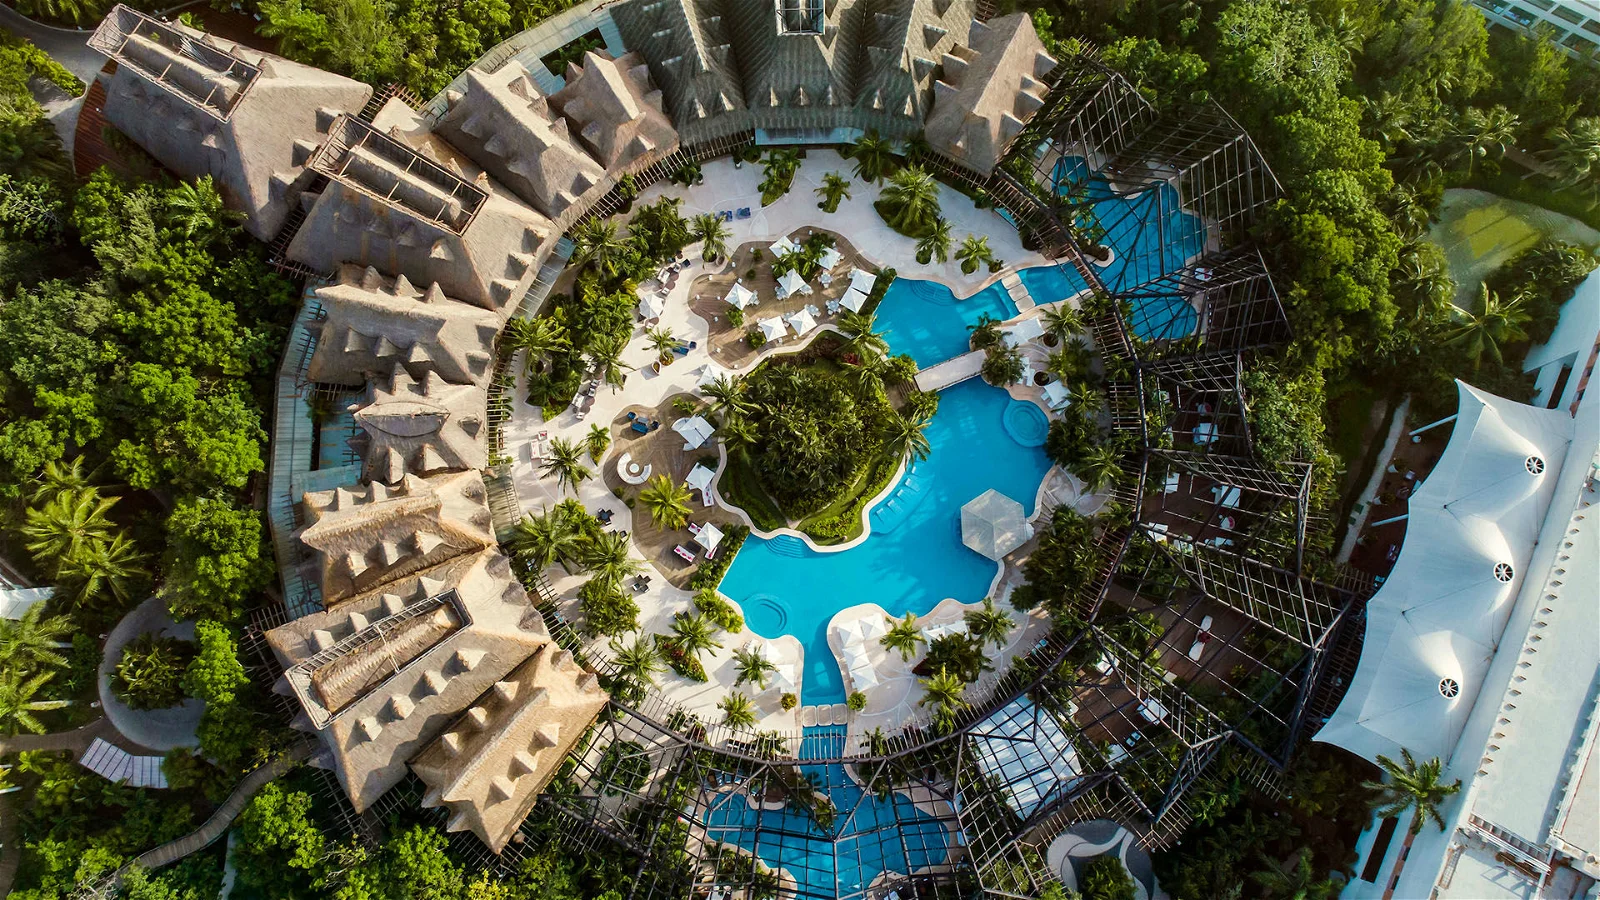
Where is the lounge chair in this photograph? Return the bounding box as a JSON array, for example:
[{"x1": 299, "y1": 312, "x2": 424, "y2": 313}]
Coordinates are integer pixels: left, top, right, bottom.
[
  {"x1": 736, "y1": 207, "x2": 751, "y2": 219},
  {"x1": 673, "y1": 545, "x2": 697, "y2": 563},
  {"x1": 631, "y1": 420, "x2": 650, "y2": 434}
]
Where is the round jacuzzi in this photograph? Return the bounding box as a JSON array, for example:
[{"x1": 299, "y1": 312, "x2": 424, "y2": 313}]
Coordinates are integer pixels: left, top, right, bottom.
[
  {"x1": 1003, "y1": 399, "x2": 1051, "y2": 447},
  {"x1": 741, "y1": 593, "x2": 789, "y2": 636}
]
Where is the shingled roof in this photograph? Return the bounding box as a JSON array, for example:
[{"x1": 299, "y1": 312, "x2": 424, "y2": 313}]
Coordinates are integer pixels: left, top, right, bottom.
[
  {"x1": 349, "y1": 364, "x2": 489, "y2": 484},
  {"x1": 296, "y1": 471, "x2": 495, "y2": 605},
  {"x1": 608, "y1": 0, "x2": 749, "y2": 144},
  {"x1": 435, "y1": 63, "x2": 607, "y2": 224},
  {"x1": 89, "y1": 4, "x2": 371, "y2": 241},
  {"x1": 411, "y1": 643, "x2": 607, "y2": 852},
  {"x1": 924, "y1": 13, "x2": 1055, "y2": 175},
  {"x1": 548, "y1": 51, "x2": 679, "y2": 173},
  {"x1": 266, "y1": 548, "x2": 553, "y2": 813},
  {"x1": 287, "y1": 114, "x2": 558, "y2": 314},
  {"x1": 308, "y1": 264, "x2": 501, "y2": 388}
]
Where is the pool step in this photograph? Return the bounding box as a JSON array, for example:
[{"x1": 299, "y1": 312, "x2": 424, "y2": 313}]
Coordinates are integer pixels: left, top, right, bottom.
[
  {"x1": 767, "y1": 535, "x2": 808, "y2": 558},
  {"x1": 1001, "y1": 271, "x2": 1033, "y2": 311}
]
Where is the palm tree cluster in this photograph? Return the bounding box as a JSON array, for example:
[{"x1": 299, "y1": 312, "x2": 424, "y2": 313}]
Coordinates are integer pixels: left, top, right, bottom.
[
  {"x1": 20, "y1": 458, "x2": 148, "y2": 612},
  {"x1": 874, "y1": 165, "x2": 942, "y2": 238},
  {"x1": 845, "y1": 130, "x2": 897, "y2": 184},
  {"x1": 1444, "y1": 283, "x2": 1530, "y2": 369},
  {"x1": 0, "y1": 603, "x2": 74, "y2": 737},
  {"x1": 955, "y1": 234, "x2": 1002, "y2": 274},
  {"x1": 758, "y1": 148, "x2": 802, "y2": 205},
  {"x1": 815, "y1": 172, "x2": 852, "y2": 213},
  {"x1": 510, "y1": 501, "x2": 642, "y2": 637}
]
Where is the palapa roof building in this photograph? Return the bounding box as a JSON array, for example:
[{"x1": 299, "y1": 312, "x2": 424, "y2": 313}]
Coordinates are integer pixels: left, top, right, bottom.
[
  {"x1": 548, "y1": 50, "x2": 679, "y2": 174},
  {"x1": 350, "y1": 366, "x2": 489, "y2": 484},
  {"x1": 924, "y1": 13, "x2": 1055, "y2": 175},
  {"x1": 412, "y1": 643, "x2": 608, "y2": 852},
  {"x1": 88, "y1": 6, "x2": 372, "y2": 241},
  {"x1": 307, "y1": 265, "x2": 501, "y2": 389}
]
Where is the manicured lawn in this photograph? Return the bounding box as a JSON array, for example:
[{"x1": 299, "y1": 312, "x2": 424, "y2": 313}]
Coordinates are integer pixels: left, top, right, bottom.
[{"x1": 718, "y1": 451, "x2": 786, "y2": 533}]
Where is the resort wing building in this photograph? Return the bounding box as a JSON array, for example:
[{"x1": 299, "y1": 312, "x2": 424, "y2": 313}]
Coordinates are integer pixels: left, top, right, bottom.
[{"x1": 924, "y1": 13, "x2": 1055, "y2": 176}]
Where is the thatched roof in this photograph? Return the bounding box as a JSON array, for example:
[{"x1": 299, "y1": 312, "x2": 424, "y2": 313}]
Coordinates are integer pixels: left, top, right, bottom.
[
  {"x1": 435, "y1": 63, "x2": 607, "y2": 224},
  {"x1": 411, "y1": 643, "x2": 607, "y2": 852},
  {"x1": 924, "y1": 13, "x2": 1055, "y2": 175},
  {"x1": 308, "y1": 264, "x2": 501, "y2": 388},
  {"x1": 548, "y1": 51, "x2": 679, "y2": 174},
  {"x1": 286, "y1": 114, "x2": 558, "y2": 314},
  {"x1": 265, "y1": 548, "x2": 553, "y2": 813},
  {"x1": 608, "y1": 0, "x2": 749, "y2": 145},
  {"x1": 350, "y1": 364, "x2": 489, "y2": 483},
  {"x1": 89, "y1": 5, "x2": 371, "y2": 241},
  {"x1": 296, "y1": 471, "x2": 495, "y2": 605}
]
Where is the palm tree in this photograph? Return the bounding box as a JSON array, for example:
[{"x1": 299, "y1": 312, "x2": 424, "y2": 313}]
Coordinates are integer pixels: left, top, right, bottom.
[
  {"x1": 847, "y1": 130, "x2": 897, "y2": 184},
  {"x1": 1441, "y1": 105, "x2": 1519, "y2": 176},
  {"x1": 19, "y1": 0, "x2": 102, "y2": 25},
  {"x1": 29, "y1": 457, "x2": 93, "y2": 508},
  {"x1": 541, "y1": 437, "x2": 594, "y2": 493},
  {"x1": 583, "y1": 423, "x2": 612, "y2": 463},
  {"x1": 511, "y1": 508, "x2": 582, "y2": 573},
  {"x1": 837, "y1": 310, "x2": 890, "y2": 361},
  {"x1": 732, "y1": 645, "x2": 777, "y2": 690},
  {"x1": 955, "y1": 235, "x2": 993, "y2": 275},
  {"x1": 703, "y1": 374, "x2": 751, "y2": 422},
  {"x1": 22, "y1": 488, "x2": 117, "y2": 573},
  {"x1": 878, "y1": 166, "x2": 941, "y2": 235},
  {"x1": 881, "y1": 612, "x2": 926, "y2": 662},
  {"x1": 586, "y1": 332, "x2": 632, "y2": 391},
  {"x1": 54, "y1": 532, "x2": 148, "y2": 609},
  {"x1": 963, "y1": 597, "x2": 1013, "y2": 650},
  {"x1": 1039, "y1": 304, "x2": 1082, "y2": 344},
  {"x1": 816, "y1": 172, "x2": 853, "y2": 212},
  {"x1": 639, "y1": 474, "x2": 693, "y2": 530},
  {"x1": 0, "y1": 669, "x2": 68, "y2": 736},
  {"x1": 571, "y1": 218, "x2": 630, "y2": 275},
  {"x1": 968, "y1": 314, "x2": 1002, "y2": 350},
  {"x1": 720, "y1": 415, "x2": 757, "y2": 453},
  {"x1": 1364, "y1": 748, "x2": 1462, "y2": 836},
  {"x1": 759, "y1": 148, "x2": 802, "y2": 201},
  {"x1": 980, "y1": 344, "x2": 1024, "y2": 386},
  {"x1": 609, "y1": 635, "x2": 665, "y2": 700},
  {"x1": 0, "y1": 604, "x2": 72, "y2": 673},
  {"x1": 1361, "y1": 92, "x2": 1416, "y2": 152},
  {"x1": 1250, "y1": 849, "x2": 1338, "y2": 900},
  {"x1": 164, "y1": 177, "x2": 245, "y2": 242},
  {"x1": 916, "y1": 218, "x2": 953, "y2": 264},
  {"x1": 645, "y1": 325, "x2": 678, "y2": 365},
  {"x1": 690, "y1": 213, "x2": 731, "y2": 262},
  {"x1": 1075, "y1": 445, "x2": 1126, "y2": 494},
  {"x1": 504, "y1": 317, "x2": 569, "y2": 378},
  {"x1": 882, "y1": 411, "x2": 933, "y2": 463},
  {"x1": 1539, "y1": 117, "x2": 1600, "y2": 191},
  {"x1": 848, "y1": 355, "x2": 890, "y2": 397},
  {"x1": 719, "y1": 692, "x2": 757, "y2": 728},
  {"x1": 1444, "y1": 284, "x2": 1530, "y2": 368},
  {"x1": 582, "y1": 530, "x2": 643, "y2": 590},
  {"x1": 917, "y1": 667, "x2": 968, "y2": 715},
  {"x1": 671, "y1": 612, "x2": 723, "y2": 661},
  {"x1": 1385, "y1": 181, "x2": 1435, "y2": 240}
]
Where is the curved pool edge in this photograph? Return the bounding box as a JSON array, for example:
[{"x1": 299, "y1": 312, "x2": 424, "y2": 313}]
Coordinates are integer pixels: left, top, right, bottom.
[{"x1": 710, "y1": 443, "x2": 911, "y2": 556}]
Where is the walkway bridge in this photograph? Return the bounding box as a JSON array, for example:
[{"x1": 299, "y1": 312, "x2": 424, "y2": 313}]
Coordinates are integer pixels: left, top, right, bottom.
[{"x1": 915, "y1": 349, "x2": 985, "y2": 392}]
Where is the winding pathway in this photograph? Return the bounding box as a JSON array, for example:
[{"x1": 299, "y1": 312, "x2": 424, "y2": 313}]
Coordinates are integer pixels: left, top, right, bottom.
[{"x1": 0, "y1": 4, "x2": 106, "y2": 84}]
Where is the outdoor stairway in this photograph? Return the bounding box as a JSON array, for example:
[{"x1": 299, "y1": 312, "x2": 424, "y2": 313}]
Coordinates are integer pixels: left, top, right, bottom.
[
  {"x1": 914, "y1": 349, "x2": 985, "y2": 392},
  {"x1": 767, "y1": 535, "x2": 808, "y2": 558},
  {"x1": 1000, "y1": 270, "x2": 1033, "y2": 310}
]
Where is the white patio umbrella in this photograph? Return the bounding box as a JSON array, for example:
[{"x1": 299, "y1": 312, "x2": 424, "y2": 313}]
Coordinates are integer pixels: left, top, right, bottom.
[
  {"x1": 727, "y1": 282, "x2": 757, "y2": 310},
  {"x1": 770, "y1": 236, "x2": 798, "y2": 257},
  {"x1": 758, "y1": 316, "x2": 787, "y2": 343},
  {"x1": 1002, "y1": 317, "x2": 1044, "y2": 347},
  {"x1": 694, "y1": 521, "x2": 725, "y2": 552},
  {"x1": 1043, "y1": 381, "x2": 1071, "y2": 410},
  {"x1": 638, "y1": 291, "x2": 667, "y2": 320},
  {"x1": 672, "y1": 415, "x2": 716, "y2": 450},
  {"x1": 848, "y1": 268, "x2": 877, "y2": 294},
  {"x1": 819, "y1": 246, "x2": 842, "y2": 270},
  {"x1": 839, "y1": 287, "x2": 869, "y2": 313},
  {"x1": 683, "y1": 464, "x2": 716, "y2": 504},
  {"x1": 697, "y1": 363, "x2": 731, "y2": 391},
  {"x1": 961, "y1": 489, "x2": 1034, "y2": 560},
  {"x1": 784, "y1": 307, "x2": 818, "y2": 335},
  {"x1": 776, "y1": 270, "x2": 810, "y2": 299}
]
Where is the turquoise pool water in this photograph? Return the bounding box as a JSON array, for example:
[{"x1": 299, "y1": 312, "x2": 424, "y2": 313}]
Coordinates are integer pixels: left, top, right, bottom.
[
  {"x1": 723, "y1": 378, "x2": 1053, "y2": 704},
  {"x1": 702, "y1": 762, "x2": 950, "y2": 894}
]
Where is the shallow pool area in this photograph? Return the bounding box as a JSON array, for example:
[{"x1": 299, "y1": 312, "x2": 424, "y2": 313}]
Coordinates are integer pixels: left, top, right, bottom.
[{"x1": 724, "y1": 378, "x2": 1054, "y2": 704}]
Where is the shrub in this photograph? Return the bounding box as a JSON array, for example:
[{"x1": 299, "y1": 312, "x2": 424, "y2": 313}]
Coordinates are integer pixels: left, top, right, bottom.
[
  {"x1": 694, "y1": 588, "x2": 745, "y2": 632},
  {"x1": 847, "y1": 691, "x2": 866, "y2": 711},
  {"x1": 112, "y1": 634, "x2": 195, "y2": 710},
  {"x1": 747, "y1": 329, "x2": 766, "y2": 349},
  {"x1": 781, "y1": 692, "x2": 798, "y2": 711},
  {"x1": 654, "y1": 635, "x2": 709, "y2": 682},
  {"x1": 579, "y1": 578, "x2": 640, "y2": 637},
  {"x1": 689, "y1": 526, "x2": 750, "y2": 591},
  {"x1": 727, "y1": 306, "x2": 745, "y2": 327},
  {"x1": 1079, "y1": 854, "x2": 1136, "y2": 900}
]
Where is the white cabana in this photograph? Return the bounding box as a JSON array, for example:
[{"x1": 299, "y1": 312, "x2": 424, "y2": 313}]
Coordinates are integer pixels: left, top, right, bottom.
[
  {"x1": 684, "y1": 464, "x2": 716, "y2": 504},
  {"x1": 726, "y1": 282, "x2": 757, "y2": 310},
  {"x1": 819, "y1": 247, "x2": 842, "y2": 270},
  {"x1": 1002, "y1": 317, "x2": 1045, "y2": 347},
  {"x1": 694, "y1": 521, "x2": 725, "y2": 553},
  {"x1": 1042, "y1": 380, "x2": 1071, "y2": 410},
  {"x1": 696, "y1": 363, "x2": 732, "y2": 391},
  {"x1": 776, "y1": 270, "x2": 811, "y2": 299},
  {"x1": 850, "y1": 663, "x2": 880, "y2": 690},
  {"x1": 1316, "y1": 381, "x2": 1575, "y2": 766},
  {"x1": 770, "y1": 236, "x2": 798, "y2": 257},
  {"x1": 839, "y1": 287, "x2": 869, "y2": 313},
  {"x1": 834, "y1": 619, "x2": 866, "y2": 648},
  {"x1": 672, "y1": 415, "x2": 716, "y2": 450},
  {"x1": 961, "y1": 489, "x2": 1034, "y2": 560},
  {"x1": 758, "y1": 316, "x2": 787, "y2": 343},
  {"x1": 859, "y1": 615, "x2": 888, "y2": 641},
  {"x1": 848, "y1": 268, "x2": 877, "y2": 294},
  {"x1": 638, "y1": 291, "x2": 667, "y2": 320},
  {"x1": 924, "y1": 620, "x2": 969, "y2": 642},
  {"x1": 784, "y1": 307, "x2": 818, "y2": 335}
]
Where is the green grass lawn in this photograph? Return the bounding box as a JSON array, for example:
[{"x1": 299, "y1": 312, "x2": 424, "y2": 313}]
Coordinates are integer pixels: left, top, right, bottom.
[{"x1": 718, "y1": 451, "x2": 786, "y2": 532}]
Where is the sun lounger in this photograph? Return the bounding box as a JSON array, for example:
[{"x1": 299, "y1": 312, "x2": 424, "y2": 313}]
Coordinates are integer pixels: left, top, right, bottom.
[
  {"x1": 673, "y1": 545, "x2": 697, "y2": 563},
  {"x1": 737, "y1": 207, "x2": 751, "y2": 219}
]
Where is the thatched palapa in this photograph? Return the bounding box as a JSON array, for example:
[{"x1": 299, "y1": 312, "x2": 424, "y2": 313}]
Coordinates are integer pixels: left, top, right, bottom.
[
  {"x1": 350, "y1": 364, "x2": 489, "y2": 484},
  {"x1": 924, "y1": 13, "x2": 1055, "y2": 176},
  {"x1": 548, "y1": 51, "x2": 679, "y2": 174}
]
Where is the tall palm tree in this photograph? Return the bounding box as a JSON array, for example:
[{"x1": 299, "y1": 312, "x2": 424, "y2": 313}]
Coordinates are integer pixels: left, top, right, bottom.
[
  {"x1": 847, "y1": 130, "x2": 897, "y2": 184},
  {"x1": 164, "y1": 177, "x2": 244, "y2": 242},
  {"x1": 571, "y1": 218, "x2": 630, "y2": 275},
  {"x1": 586, "y1": 332, "x2": 632, "y2": 391},
  {"x1": 22, "y1": 488, "x2": 117, "y2": 573},
  {"x1": 1386, "y1": 181, "x2": 1434, "y2": 240},
  {"x1": 609, "y1": 635, "x2": 665, "y2": 700},
  {"x1": 1441, "y1": 105, "x2": 1519, "y2": 176},
  {"x1": 584, "y1": 423, "x2": 612, "y2": 463},
  {"x1": 881, "y1": 612, "x2": 925, "y2": 661},
  {"x1": 837, "y1": 310, "x2": 890, "y2": 360},
  {"x1": 1361, "y1": 92, "x2": 1416, "y2": 152},
  {"x1": 732, "y1": 645, "x2": 777, "y2": 690},
  {"x1": 759, "y1": 148, "x2": 802, "y2": 200},
  {"x1": 0, "y1": 605, "x2": 72, "y2": 672},
  {"x1": 55, "y1": 532, "x2": 148, "y2": 610},
  {"x1": 645, "y1": 325, "x2": 678, "y2": 365},
  {"x1": 671, "y1": 612, "x2": 723, "y2": 661},
  {"x1": 816, "y1": 172, "x2": 853, "y2": 212},
  {"x1": 1444, "y1": 284, "x2": 1530, "y2": 368},
  {"x1": 848, "y1": 355, "x2": 890, "y2": 397},
  {"x1": 879, "y1": 166, "x2": 941, "y2": 235},
  {"x1": 720, "y1": 415, "x2": 757, "y2": 453},
  {"x1": 1075, "y1": 445, "x2": 1126, "y2": 494},
  {"x1": 1250, "y1": 848, "x2": 1339, "y2": 900},
  {"x1": 690, "y1": 213, "x2": 731, "y2": 262},
  {"x1": 504, "y1": 317, "x2": 569, "y2": 378},
  {"x1": 0, "y1": 668, "x2": 68, "y2": 736},
  {"x1": 916, "y1": 218, "x2": 953, "y2": 264},
  {"x1": 582, "y1": 530, "x2": 642, "y2": 588},
  {"x1": 980, "y1": 344, "x2": 1024, "y2": 386},
  {"x1": 963, "y1": 597, "x2": 1013, "y2": 650},
  {"x1": 541, "y1": 437, "x2": 594, "y2": 493},
  {"x1": 29, "y1": 458, "x2": 93, "y2": 508},
  {"x1": 882, "y1": 410, "x2": 933, "y2": 463},
  {"x1": 1039, "y1": 304, "x2": 1082, "y2": 343},
  {"x1": 917, "y1": 667, "x2": 968, "y2": 715},
  {"x1": 1539, "y1": 117, "x2": 1600, "y2": 191},
  {"x1": 703, "y1": 374, "x2": 751, "y2": 422},
  {"x1": 1365, "y1": 748, "x2": 1461, "y2": 836},
  {"x1": 511, "y1": 508, "x2": 582, "y2": 573},
  {"x1": 968, "y1": 314, "x2": 1002, "y2": 350},
  {"x1": 955, "y1": 235, "x2": 993, "y2": 275},
  {"x1": 19, "y1": 0, "x2": 102, "y2": 25},
  {"x1": 719, "y1": 692, "x2": 757, "y2": 728},
  {"x1": 638, "y1": 474, "x2": 692, "y2": 530}
]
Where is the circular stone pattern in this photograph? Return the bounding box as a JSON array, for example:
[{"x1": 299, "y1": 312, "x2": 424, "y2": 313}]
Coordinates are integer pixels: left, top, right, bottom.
[{"x1": 1003, "y1": 399, "x2": 1051, "y2": 447}]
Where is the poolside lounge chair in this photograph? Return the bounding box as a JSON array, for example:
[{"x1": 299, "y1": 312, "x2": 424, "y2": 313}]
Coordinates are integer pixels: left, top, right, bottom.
[
  {"x1": 631, "y1": 420, "x2": 649, "y2": 434},
  {"x1": 673, "y1": 545, "x2": 696, "y2": 563},
  {"x1": 737, "y1": 207, "x2": 751, "y2": 219}
]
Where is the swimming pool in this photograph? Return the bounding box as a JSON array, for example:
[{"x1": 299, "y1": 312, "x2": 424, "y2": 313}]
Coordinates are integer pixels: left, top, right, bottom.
[{"x1": 723, "y1": 378, "x2": 1054, "y2": 704}]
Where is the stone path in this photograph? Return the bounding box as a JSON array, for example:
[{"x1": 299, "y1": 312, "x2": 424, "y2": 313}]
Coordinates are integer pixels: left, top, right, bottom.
[{"x1": 0, "y1": 4, "x2": 107, "y2": 84}]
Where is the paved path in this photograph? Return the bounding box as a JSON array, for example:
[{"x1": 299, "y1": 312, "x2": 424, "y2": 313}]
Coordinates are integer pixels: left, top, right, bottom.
[
  {"x1": 98, "y1": 596, "x2": 204, "y2": 751},
  {"x1": 0, "y1": 4, "x2": 106, "y2": 84},
  {"x1": 1337, "y1": 395, "x2": 1411, "y2": 563},
  {"x1": 0, "y1": 715, "x2": 127, "y2": 755}
]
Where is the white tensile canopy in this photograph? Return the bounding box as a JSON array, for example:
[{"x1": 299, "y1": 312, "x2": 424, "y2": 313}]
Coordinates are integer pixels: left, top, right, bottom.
[
  {"x1": 834, "y1": 619, "x2": 866, "y2": 648},
  {"x1": 758, "y1": 317, "x2": 787, "y2": 342},
  {"x1": 726, "y1": 282, "x2": 757, "y2": 310},
  {"x1": 1002, "y1": 317, "x2": 1044, "y2": 347},
  {"x1": 819, "y1": 247, "x2": 842, "y2": 269},
  {"x1": 850, "y1": 662, "x2": 879, "y2": 690},
  {"x1": 776, "y1": 270, "x2": 811, "y2": 299},
  {"x1": 770, "y1": 236, "x2": 798, "y2": 257},
  {"x1": 672, "y1": 415, "x2": 716, "y2": 450},
  {"x1": 784, "y1": 307, "x2": 818, "y2": 335},
  {"x1": 839, "y1": 287, "x2": 869, "y2": 313},
  {"x1": 971, "y1": 698, "x2": 1082, "y2": 815},
  {"x1": 694, "y1": 521, "x2": 725, "y2": 552},
  {"x1": 683, "y1": 464, "x2": 716, "y2": 503},
  {"x1": 848, "y1": 268, "x2": 877, "y2": 294},
  {"x1": 859, "y1": 615, "x2": 888, "y2": 641},
  {"x1": 1043, "y1": 380, "x2": 1071, "y2": 410},
  {"x1": 961, "y1": 489, "x2": 1034, "y2": 560},
  {"x1": 0, "y1": 587, "x2": 52, "y2": 619},
  {"x1": 1316, "y1": 381, "x2": 1576, "y2": 766},
  {"x1": 638, "y1": 291, "x2": 667, "y2": 320}
]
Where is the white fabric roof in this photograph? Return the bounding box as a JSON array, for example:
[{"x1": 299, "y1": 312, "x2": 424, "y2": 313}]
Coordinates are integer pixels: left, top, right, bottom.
[
  {"x1": 672, "y1": 415, "x2": 716, "y2": 450},
  {"x1": 961, "y1": 489, "x2": 1033, "y2": 560},
  {"x1": 972, "y1": 699, "x2": 1081, "y2": 816},
  {"x1": 696, "y1": 363, "x2": 731, "y2": 390},
  {"x1": 758, "y1": 317, "x2": 786, "y2": 342},
  {"x1": 819, "y1": 247, "x2": 842, "y2": 270},
  {"x1": 684, "y1": 464, "x2": 715, "y2": 495},
  {"x1": 770, "y1": 236, "x2": 798, "y2": 256},
  {"x1": 1043, "y1": 381, "x2": 1070, "y2": 409},
  {"x1": 638, "y1": 291, "x2": 666, "y2": 320},
  {"x1": 0, "y1": 587, "x2": 52, "y2": 619},
  {"x1": 776, "y1": 270, "x2": 810, "y2": 299},
  {"x1": 839, "y1": 287, "x2": 869, "y2": 313},
  {"x1": 726, "y1": 282, "x2": 757, "y2": 310},
  {"x1": 695, "y1": 522, "x2": 725, "y2": 552},
  {"x1": 848, "y1": 268, "x2": 877, "y2": 294},
  {"x1": 850, "y1": 663, "x2": 879, "y2": 690},
  {"x1": 1002, "y1": 317, "x2": 1044, "y2": 347},
  {"x1": 784, "y1": 307, "x2": 818, "y2": 335},
  {"x1": 1318, "y1": 381, "x2": 1575, "y2": 765}
]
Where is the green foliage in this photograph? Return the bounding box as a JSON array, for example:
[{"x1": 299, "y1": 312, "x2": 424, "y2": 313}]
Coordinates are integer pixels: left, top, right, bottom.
[
  {"x1": 231, "y1": 783, "x2": 327, "y2": 899},
  {"x1": 846, "y1": 691, "x2": 866, "y2": 711},
  {"x1": 161, "y1": 498, "x2": 271, "y2": 622},
  {"x1": 111, "y1": 633, "x2": 194, "y2": 711},
  {"x1": 694, "y1": 587, "x2": 745, "y2": 632},
  {"x1": 687, "y1": 525, "x2": 748, "y2": 591},
  {"x1": 1079, "y1": 855, "x2": 1136, "y2": 900},
  {"x1": 182, "y1": 620, "x2": 250, "y2": 708},
  {"x1": 578, "y1": 576, "x2": 639, "y2": 638}
]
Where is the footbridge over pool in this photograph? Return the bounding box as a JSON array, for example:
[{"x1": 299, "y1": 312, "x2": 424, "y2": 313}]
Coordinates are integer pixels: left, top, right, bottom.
[{"x1": 914, "y1": 349, "x2": 985, "y2": 392}]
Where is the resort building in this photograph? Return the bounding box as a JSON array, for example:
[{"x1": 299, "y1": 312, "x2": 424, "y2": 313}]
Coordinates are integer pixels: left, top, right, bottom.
[{"x1": 1469, "y1": 0, "x2": 1600, "y2": 60}]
